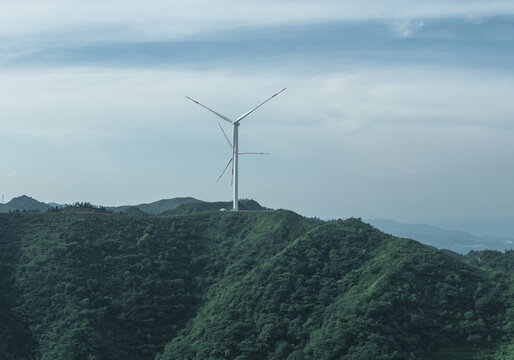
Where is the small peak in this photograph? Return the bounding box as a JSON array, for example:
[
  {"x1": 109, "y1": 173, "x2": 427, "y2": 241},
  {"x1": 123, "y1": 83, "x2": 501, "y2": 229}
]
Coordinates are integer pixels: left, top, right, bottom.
[
  {"x1": 13, "y1": 195, "x2": 33, "y2": 200},
  {"x1": 9, "y1": 195, "x2": 38, "y2": 204}
]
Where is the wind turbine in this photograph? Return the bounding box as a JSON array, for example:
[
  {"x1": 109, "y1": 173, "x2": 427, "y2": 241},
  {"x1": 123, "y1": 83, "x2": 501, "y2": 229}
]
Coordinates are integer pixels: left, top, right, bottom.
[{"x1": 186, "y1": 88, "x2": 287, "y2": 211}]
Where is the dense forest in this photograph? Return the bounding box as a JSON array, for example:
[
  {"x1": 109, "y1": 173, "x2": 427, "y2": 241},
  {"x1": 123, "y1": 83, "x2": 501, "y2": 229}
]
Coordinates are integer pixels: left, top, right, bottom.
[
  {"x1": 443, "y1": 250, "x2": 514, "y2": 274},
  {"x1": 0, "y1": 208, "x2": 513, "y2": 359}
]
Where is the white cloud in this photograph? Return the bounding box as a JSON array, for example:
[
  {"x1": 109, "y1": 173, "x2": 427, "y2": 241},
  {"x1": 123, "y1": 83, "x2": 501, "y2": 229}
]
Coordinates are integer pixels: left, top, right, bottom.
[{"x1": 0, "y1": 0, "x2": 512, "y2": 44}]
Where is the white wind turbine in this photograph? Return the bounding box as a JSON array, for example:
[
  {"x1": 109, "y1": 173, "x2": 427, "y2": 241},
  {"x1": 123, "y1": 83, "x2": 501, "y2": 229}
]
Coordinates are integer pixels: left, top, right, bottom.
[{"x1": 186, "y1": 88, "x2": 287, "y2": 211}]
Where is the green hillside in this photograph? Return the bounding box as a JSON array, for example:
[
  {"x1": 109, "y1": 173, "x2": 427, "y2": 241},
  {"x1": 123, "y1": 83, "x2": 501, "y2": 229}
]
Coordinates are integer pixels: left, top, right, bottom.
[
  {"x1": 443, "y1": 250, "x2": 514, "y2": 274},
  {"x1": 0, "y1": 210, "x2": 513, "y2": 359},
  {"x1": 463, "y1": 250, "x2": 514, "y2": 274},
  {"x1": 108, "y1": 197, "x2": 203, "y2": 214}
]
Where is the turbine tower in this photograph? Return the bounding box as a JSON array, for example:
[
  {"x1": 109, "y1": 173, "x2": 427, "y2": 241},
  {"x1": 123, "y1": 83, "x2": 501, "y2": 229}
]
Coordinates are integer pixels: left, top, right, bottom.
[{"x1": 186, "y1": 88, "x2": 286, "y2": 211}]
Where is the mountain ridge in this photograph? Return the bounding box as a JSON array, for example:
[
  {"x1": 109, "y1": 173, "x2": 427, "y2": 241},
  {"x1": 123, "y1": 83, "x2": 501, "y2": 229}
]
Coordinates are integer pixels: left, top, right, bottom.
[{"x1": 2, "y1": 195, "x2": 513, "y2": 253}]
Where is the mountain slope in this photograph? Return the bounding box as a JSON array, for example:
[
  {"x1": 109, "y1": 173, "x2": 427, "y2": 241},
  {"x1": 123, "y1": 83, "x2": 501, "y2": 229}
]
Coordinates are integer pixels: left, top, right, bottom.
[
  {"x1": 0, "y1": 211, "x2": 513, "y2": 360},
  {"x1": 159, "y1": 218, "x2": 514, "y2": 360}
]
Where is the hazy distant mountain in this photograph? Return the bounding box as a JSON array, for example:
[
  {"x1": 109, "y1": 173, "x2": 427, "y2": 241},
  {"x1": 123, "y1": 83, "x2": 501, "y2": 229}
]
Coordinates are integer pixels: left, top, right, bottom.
[
  {"x1": 108, "y1": 197, "x2": 204, "y2": 214},
  {"x1": 367, "y1": 218, "x2": 514, "y2": 254},
  {"x1": 0, "y1": 195, "x2": 51, "y2": 213},
  {"x1": 0, "y1": 195, "x2": 263, "y2": 216}
]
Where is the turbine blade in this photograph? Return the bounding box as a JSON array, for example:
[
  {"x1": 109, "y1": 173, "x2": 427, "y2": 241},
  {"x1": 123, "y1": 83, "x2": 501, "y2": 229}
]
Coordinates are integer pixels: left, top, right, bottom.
[
  {"x1": 238, "y1": 152, "x2": 270, "y2": 155},
  {"x1": 234, "y1": 87, "x2": 287, "y2": 124},
  {"x1": 218, "y1": 122, "x2": 233, "y2": 149},
  {"x1": 186, "y1": 96, "x2": 233, "y2": 124},
  {"x1": 217, "y1": 158, "x2": 233, "y2": 183}
]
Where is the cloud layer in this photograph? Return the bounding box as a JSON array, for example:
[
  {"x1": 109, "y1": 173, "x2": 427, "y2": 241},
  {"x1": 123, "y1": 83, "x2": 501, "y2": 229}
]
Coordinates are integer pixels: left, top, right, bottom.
[{"x1": 1, "y1": 0, "x2": 514, "y2": 42}]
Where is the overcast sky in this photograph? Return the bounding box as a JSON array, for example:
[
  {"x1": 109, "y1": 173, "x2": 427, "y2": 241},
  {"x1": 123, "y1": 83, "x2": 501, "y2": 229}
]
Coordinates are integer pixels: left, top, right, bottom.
[{"x1": 1, "y1": 1, "x2": 514, "y2": 235}]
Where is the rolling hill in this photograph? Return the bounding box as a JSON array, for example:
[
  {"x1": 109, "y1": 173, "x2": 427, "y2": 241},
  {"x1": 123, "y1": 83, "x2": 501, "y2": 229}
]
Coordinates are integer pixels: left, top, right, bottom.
[
  {"x1": 0, "y1": 195, "x2": 204, "y2": 215},
  {"x1": 3, "y1": 196, "x2": 512, "y2": 254},
  {"x1": 0, "y1": 209, "x2": 513, "y2": 359}
]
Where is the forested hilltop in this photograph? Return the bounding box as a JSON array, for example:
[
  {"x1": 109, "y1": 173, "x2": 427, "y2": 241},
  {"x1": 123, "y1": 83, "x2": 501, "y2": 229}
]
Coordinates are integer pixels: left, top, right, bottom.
[{"x1": 0, "y1": 209, "x2": 513, "y2": 360}]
